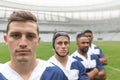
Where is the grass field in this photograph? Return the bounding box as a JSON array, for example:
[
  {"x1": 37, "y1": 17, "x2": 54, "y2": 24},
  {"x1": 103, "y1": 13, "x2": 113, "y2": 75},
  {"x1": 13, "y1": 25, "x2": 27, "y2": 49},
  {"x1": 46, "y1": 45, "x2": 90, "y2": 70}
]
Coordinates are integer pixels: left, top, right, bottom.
[{"x1": 0, "y1": 41, "x2": 120, "y2": 80}]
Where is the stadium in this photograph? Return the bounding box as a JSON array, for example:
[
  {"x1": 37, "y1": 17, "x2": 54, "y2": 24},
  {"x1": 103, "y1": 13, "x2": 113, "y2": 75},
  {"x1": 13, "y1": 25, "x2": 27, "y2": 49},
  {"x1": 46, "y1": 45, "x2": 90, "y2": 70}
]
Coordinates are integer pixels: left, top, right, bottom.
[
  {"x1": 0, "y1": 0, "x2": 120, "y2": 42},
  {"x1": 0, "y1": 0, "x2": 120, "y2": 80}
]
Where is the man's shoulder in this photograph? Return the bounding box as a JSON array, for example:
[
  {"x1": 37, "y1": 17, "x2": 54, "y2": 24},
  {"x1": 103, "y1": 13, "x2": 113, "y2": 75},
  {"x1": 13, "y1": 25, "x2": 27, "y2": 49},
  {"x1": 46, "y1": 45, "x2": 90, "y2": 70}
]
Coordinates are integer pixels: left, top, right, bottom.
[
  {"x1": 92, "y1": 44, "x2": 101, "y2": 49},
  {"x1": 0, "y1": 62, "x2": 9, "y2": 71},
  {"x1": 71, "y1": 50, "x2": 78, "y2": 57},
  {"x1": 38, "y1": 59, "x2": 55, "y2": 67},
  {"x1": 91, "y1": 44, "x2": 97, "y2": 47},
  {"x1": 39, "y1": 59, "x2": 68, "y2": 80},
  {"x1": 0, "y1": 73, "x2": 7, "y2": 80},
  {"x1": 0, "y1": 63, "x2": 3, "y2": 67}
]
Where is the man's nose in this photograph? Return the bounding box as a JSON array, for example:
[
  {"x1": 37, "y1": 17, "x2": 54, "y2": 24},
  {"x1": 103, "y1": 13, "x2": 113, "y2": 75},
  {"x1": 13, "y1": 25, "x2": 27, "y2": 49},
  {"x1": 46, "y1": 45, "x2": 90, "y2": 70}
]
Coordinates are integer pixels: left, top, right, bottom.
[
  {"x1": 19, "y1": 36, "x2": 28, "y2": 48},
  {"x1": 61, "y1": 43, "x2": 67, "y2": 48},
  {"x1": 85, "y1": 43, "x2": 89, "y2": 46}
]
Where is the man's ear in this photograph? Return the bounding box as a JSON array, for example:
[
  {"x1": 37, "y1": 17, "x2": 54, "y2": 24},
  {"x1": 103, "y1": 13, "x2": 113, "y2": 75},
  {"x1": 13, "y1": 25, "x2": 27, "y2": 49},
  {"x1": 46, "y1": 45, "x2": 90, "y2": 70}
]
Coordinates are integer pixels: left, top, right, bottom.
[
  {"x1": 4, "y1": 34, "x2": 8, "y2": 45},
  {"x1": 37, "y1": 37, "x2": 40, "y2": 46},
  {"x1": 76, "y1": 41, "x2": 78, "y2": 45}
]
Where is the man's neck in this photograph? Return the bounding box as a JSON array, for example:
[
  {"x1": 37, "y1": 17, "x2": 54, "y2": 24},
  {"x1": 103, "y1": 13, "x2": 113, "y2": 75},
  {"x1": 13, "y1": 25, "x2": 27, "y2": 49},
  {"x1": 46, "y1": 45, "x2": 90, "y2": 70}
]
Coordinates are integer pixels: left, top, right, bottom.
[
  {"x1": 9, "y1": 59, "x2": 38, "y2": 79},
  {"x1": 55, "y1": 55, "x2": 68, "y2": 67},
  {"x1": 78, "y1": 50, "x2": 88, "y2": 59}
]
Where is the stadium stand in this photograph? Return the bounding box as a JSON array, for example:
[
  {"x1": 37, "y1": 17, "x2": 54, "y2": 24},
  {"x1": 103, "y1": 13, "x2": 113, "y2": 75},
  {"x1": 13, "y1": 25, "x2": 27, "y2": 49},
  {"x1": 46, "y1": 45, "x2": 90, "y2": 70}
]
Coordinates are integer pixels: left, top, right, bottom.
[
  {"x1": 0, "y1": 0, "x2": 120, "y2": 42},
  {"x1": 0, "y1": 32, "x2": 4, "y2": 43}
]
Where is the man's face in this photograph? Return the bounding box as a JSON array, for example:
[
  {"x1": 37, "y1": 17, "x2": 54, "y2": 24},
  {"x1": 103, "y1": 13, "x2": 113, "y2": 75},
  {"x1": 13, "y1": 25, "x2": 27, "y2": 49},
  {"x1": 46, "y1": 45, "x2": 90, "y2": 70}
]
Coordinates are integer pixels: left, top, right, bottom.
[
  {"x1": 84, "y1": 32, "x2": 93, "y2": 43},
  {"x1": 55, "y1": 36, "x2": 70, "y2": 57},
  {"x1": 4, "y1": 21, "x2": 40, "y2": 63},
  {"x1": 77, "y1": 37, "x2": 90, "y2": 54}
]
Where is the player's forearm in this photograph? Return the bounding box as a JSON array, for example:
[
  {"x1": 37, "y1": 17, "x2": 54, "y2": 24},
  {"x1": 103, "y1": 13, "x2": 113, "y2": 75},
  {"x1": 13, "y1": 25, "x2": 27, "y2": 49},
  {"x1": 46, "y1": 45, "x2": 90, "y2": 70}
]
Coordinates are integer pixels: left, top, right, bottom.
[
  {"x1": 100, "y1": 57, "x2": 107, "y2": 65},
  {"x1": 87, "y1": 68, "x2": 98, "y2": 80}
]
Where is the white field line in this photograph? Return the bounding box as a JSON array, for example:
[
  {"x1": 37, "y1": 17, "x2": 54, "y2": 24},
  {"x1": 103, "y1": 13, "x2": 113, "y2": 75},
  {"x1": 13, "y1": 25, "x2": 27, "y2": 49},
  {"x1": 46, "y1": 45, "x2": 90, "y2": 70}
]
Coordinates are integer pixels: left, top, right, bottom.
[{"x1": 106, "y1": 65, "x2": 120, "y2": 72}]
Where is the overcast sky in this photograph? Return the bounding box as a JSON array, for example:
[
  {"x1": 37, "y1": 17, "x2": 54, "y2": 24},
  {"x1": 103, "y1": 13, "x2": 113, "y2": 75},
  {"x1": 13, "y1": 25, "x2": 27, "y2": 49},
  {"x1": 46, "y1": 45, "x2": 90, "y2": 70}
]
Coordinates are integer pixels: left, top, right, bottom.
[{"x1": 5, "y1": 0, "x2": 115, "y2": 6}]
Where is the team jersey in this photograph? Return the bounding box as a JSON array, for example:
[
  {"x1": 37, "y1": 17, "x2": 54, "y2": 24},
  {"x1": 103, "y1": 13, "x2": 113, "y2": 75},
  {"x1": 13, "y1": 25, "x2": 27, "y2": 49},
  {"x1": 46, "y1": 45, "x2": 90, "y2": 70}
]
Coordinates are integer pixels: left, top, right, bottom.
[
  {"x1": 71, "y1": 51, "x2": 104, "y2": 73},
  {"x1": 0, "y1": 64, "x2": 3, "y2": 66},
  {"x1": 88, "y1": 44, "x2": 105, "y2": 58},
  {"x1": 48, "y1": 56, "x2": 89, "y2": 80},
  {"x1": 0, "y1": 59, "x2": 68, "y2": 80}
]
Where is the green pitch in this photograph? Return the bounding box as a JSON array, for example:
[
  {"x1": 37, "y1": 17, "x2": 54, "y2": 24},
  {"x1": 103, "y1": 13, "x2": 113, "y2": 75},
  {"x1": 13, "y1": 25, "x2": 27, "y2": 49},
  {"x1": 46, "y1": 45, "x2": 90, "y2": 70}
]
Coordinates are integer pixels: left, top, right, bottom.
[{"x1": 0, "y1": 41, "x2": 120, "y2": 80}]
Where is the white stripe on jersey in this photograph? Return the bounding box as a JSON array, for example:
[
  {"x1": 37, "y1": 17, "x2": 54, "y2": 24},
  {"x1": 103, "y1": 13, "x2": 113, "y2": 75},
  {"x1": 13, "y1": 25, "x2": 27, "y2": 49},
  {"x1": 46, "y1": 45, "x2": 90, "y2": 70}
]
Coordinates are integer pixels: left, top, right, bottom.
[
  {"x1": 0, "y1": 59, "x2": 56, "y2": 80},
  {"x1": 48, "y1": 56, "x2": 79, "y2": 80}
]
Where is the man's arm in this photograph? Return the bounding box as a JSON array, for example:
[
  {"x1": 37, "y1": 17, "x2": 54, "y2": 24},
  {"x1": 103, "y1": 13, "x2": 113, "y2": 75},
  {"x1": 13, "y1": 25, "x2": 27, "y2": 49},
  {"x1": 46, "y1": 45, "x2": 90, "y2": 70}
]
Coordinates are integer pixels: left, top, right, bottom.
[
  {"x1": 99, "y1": 57, "x2": 107, "y2": 65},
  {"x1": 87, "y1": 68, "x2": 98, "y2": 80}
]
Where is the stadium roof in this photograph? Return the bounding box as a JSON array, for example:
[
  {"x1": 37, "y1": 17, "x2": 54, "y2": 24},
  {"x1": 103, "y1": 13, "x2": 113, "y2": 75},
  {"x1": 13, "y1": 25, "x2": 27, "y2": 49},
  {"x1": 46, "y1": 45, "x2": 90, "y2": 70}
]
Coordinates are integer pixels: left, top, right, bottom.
[
  {"x1": 0, "y1": 0, "x2": 120, "y2": 21},
  {"x1": 0, "y1": 0, "x2": 120, "y2": 11},
  {"x1": 4, "y1": 0, "x2": 120, "y2": 7}
]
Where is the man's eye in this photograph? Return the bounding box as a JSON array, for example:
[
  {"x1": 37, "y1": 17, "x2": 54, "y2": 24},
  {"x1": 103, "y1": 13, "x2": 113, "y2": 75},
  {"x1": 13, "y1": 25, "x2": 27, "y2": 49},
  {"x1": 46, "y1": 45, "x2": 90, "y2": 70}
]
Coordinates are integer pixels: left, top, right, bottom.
[
  {"x1": 57, "y1": 42, "x2": 69, "y2": 45},
  {"x1": 26, "y1": 34, "x2": 36, "y2": 40},
  {"x1": 57, "y1": 42, "x2": 62, "y2": 45},
  {"x1": 64, "y1": 42, "x2": 69, "y2": 45},
  {"x1": 10, "y1": 34, "x2": 21, "y2": 39}
]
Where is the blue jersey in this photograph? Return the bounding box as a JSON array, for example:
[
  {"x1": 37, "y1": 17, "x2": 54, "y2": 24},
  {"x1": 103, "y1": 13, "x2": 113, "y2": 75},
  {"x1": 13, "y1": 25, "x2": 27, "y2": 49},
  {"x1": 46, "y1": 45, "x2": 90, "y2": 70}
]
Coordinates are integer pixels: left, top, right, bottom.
[
  {"x1": 48, "y1": 56, "x2": 89, "y2": 80},
  {"x1": 71, "y1": 51, "x2": 104, "y2": 73},
  {"x1": 0, "y1": 59, "x2": 68, "y2": 80},
  {"x1": 88, "y1": 44, "x2": 105, "y2": 58}
]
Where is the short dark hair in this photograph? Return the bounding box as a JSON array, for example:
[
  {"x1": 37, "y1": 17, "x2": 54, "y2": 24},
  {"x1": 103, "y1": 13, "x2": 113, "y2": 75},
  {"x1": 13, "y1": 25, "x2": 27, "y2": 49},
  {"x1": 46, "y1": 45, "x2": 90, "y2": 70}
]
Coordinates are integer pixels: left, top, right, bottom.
[
  {"x1": 6, "y1": 11, "x2": 39, "y2": 34},
  {"x1": 83, "y1": 29, "x2": 93, "y2": 34},
  {"x1": 52, "y1": 32, "x2": 70, "y2": 49},
  {"x1": 76, "y1": 33, "x2": 87, "y2": 41}
]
